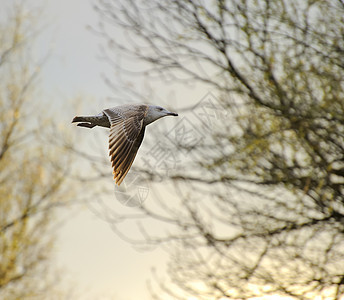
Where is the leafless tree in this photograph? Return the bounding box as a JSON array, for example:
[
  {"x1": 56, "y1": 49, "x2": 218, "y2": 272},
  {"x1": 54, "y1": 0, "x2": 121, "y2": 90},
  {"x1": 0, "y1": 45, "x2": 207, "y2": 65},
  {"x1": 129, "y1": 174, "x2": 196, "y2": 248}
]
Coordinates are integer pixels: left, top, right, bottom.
[{"x1": 91, "y1": 0, "x2": 344, "y2": 299}]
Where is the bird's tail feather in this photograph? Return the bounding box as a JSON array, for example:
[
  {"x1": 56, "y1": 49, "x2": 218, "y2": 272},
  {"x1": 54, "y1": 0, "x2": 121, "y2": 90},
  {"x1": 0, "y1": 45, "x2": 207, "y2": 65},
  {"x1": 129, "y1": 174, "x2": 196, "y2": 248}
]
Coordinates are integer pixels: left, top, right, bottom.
[
  {"x1": 72, "y1": 116, "x2": 87, "y2": 123},
  {"x1": 77, "y1": 122, "x2": 96, "y2": 128},
  {"x1": 72, "y1": 116, "x2": 97, "y2": 129}
]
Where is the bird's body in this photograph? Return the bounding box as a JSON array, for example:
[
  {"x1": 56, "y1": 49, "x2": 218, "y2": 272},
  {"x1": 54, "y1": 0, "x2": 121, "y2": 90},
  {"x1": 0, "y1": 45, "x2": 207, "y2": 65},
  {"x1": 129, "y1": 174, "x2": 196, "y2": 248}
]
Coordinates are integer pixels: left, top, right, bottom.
[{"x1": 72, "y1": 104, "x2": 178, "y2": 185}]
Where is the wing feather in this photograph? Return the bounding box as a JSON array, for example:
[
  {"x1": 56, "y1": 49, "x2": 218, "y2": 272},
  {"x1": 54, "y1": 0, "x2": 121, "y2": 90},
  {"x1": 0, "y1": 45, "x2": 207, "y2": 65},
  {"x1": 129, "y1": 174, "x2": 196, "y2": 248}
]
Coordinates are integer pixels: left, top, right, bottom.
[
  {"x1": 103, "y1": 105, "x2": 148, "y2": 185},
  {"x1": 116, "y1": 127, "x2": 146, "y2": 185}
]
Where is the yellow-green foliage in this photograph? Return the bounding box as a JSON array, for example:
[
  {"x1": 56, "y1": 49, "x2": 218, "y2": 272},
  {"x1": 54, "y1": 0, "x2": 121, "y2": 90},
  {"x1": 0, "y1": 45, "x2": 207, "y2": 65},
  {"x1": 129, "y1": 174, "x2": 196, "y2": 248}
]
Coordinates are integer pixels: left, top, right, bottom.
[{"x1": 0, "y1": 4, "x2": 72, "y2": 299}]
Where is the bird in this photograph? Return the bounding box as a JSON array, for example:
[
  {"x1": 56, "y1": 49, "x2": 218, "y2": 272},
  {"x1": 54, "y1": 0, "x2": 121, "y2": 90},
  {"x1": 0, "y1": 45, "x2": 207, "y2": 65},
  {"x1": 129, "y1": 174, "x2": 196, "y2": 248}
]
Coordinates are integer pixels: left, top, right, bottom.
[{"x1": 72, "y1": 104, "x2": 178, "y2": 185}]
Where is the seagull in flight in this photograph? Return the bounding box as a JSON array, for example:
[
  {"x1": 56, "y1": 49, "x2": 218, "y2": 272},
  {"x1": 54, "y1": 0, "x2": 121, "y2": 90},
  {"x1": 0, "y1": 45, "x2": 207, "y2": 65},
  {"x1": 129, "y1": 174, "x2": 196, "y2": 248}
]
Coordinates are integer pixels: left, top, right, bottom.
[{"x1": 72, "y1": 104, "x2": 178, "y2": 185}]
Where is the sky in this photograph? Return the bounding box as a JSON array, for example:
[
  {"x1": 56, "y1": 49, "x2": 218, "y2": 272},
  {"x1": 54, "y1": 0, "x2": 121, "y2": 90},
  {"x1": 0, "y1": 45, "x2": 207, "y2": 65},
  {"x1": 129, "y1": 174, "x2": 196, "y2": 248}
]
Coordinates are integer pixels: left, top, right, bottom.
[
  {"x1": 1, "y1": 0, "x2": 214, "y2": 299},
  {"x1": 9, "y1": 1, "x2": 342, "y2": 299},
  {"x1": 3, "y1": 1, "x2": 331, "y2": 299},
  {"x1": 22, "y1": 0, "x2": 212, "y2": 299},
  {"x1": 2, "y1": 1, "x2": 262, "y2": 299},
  {"x1": 13, "y1": 0, "x2": 172, "y2": 299}
]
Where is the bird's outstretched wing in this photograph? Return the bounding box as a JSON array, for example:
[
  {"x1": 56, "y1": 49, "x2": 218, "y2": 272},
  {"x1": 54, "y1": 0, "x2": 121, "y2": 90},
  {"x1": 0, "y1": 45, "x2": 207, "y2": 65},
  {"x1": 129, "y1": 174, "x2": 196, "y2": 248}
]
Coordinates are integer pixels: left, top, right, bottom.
[{"x1": 103, "y1": 105, "x2": 148, "y2": 185}]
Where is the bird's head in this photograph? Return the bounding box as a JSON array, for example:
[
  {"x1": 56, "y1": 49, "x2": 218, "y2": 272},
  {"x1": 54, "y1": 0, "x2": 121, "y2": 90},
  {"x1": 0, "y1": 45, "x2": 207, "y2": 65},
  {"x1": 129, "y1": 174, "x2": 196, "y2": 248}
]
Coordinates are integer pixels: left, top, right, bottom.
[{"x1": 145, "y1": 105, "x2": 178, "y2": 125}]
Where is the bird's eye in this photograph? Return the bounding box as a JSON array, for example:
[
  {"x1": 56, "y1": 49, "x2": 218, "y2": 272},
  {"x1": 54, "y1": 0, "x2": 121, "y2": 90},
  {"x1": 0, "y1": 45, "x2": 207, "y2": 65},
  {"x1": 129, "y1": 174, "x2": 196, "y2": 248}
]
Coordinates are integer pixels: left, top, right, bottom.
[{"x1": 158, "y1": 107, "x2": 163, "y2": 111}]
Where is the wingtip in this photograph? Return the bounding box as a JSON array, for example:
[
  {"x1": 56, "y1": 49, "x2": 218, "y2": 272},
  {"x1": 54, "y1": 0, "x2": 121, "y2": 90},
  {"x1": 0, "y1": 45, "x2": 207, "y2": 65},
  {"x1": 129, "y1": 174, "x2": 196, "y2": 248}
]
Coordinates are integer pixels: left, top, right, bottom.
[{"x1": 114, "y1": 176, "x2": 122, "y2": 186}]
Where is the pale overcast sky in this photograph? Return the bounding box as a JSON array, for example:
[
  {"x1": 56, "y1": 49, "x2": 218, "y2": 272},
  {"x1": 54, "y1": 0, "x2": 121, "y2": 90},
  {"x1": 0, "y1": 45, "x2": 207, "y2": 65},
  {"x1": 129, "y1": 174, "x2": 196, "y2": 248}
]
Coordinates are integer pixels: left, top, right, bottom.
[
  {"x1": 7, "y1": 1, "x2": 335, "y2": 299},
  {"x1": 1, "y1": 0, "x2": 212, "y2": 298},
  {"x1": 11, "y1": 0, "x2": 170, "y2": 299}
]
